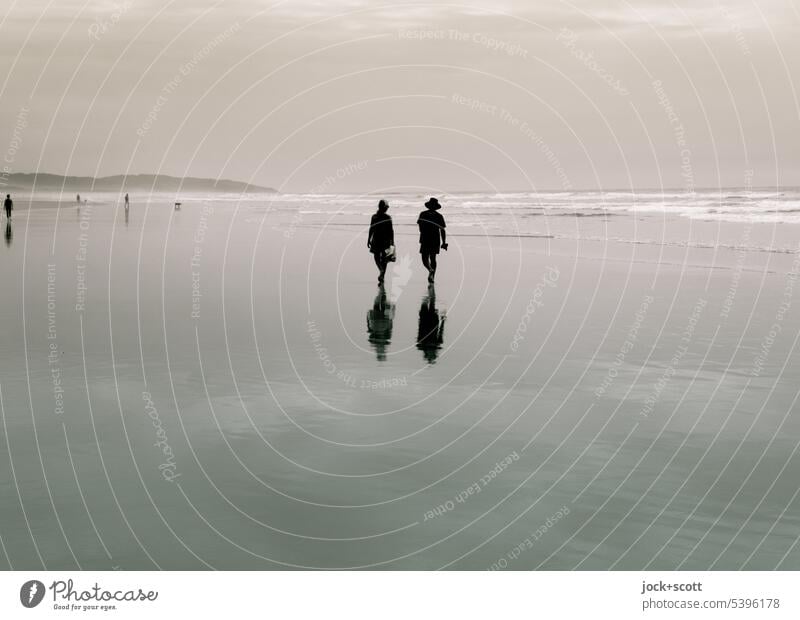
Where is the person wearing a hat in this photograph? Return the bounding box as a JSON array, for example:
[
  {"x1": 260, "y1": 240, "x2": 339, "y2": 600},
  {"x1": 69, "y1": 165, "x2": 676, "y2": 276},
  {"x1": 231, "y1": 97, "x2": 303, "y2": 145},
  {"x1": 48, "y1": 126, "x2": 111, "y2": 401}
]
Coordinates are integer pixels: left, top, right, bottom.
[
  {"x1": 417, "y1": 197, "x2": 448, "y2": 282},
  {"x1": 367, "y1": 199, "x2": 395, "y2": 284}
]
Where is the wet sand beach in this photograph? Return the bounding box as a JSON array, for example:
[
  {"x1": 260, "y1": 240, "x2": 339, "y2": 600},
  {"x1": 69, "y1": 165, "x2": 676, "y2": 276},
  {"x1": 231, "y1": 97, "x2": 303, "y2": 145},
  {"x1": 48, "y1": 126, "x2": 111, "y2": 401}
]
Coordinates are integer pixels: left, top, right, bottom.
[{"x1": 1, "y1": 191, "x2": 799, "y2": 569}]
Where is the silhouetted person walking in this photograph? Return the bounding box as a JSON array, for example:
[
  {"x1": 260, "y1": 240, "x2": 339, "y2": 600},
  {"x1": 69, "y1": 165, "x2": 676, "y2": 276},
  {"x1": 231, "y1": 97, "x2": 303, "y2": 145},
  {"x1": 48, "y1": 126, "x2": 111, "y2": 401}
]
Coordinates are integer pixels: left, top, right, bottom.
[
  {"x1": 366, "y1": 285, "x2": 395, "y2": 361},
  {"x1": 4, "y1": 194, "x2": 12, "y2": 220},
  {"x1": 417, "y1": 284, "x2": 446, "y2": 363},
  {"x1": 367, "y1": 199, "x2": 394, "y2": 284},
  {"x1": 76, "y1": 193, "x2": 81, "y2": 204},
  {"x1": 417, "y1": 197, "x2": 447, "y2": 282},
  {"x1": 124, "y1": 193, "x2": 129, "y2": 208}
]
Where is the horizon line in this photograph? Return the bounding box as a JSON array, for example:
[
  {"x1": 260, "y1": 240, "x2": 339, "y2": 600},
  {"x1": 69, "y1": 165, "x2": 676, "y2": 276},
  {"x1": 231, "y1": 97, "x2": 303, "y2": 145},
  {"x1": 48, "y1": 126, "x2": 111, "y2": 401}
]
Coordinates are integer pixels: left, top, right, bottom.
[{"x1": 3, "y1": 172, "x2": 796, "y2": 195}]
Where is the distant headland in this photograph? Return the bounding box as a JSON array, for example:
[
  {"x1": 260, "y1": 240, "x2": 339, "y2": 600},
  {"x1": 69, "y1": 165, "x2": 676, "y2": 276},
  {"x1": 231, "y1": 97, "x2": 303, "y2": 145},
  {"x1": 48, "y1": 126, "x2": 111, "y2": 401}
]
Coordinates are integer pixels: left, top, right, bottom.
[{"x1": 2, "y1": 173, "x2": 276, "y2": 193}]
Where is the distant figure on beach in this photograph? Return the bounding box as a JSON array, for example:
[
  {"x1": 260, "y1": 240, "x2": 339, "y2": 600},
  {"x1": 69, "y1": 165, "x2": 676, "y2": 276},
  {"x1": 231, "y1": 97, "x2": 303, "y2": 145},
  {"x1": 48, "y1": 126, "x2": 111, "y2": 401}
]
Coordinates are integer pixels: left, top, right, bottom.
[
  {"x1": 417, "y1": 284, "x2": 446, "y2": 363},
  {"x1": 76, "y1": 193, "x2": 80, "y2": 204},
  {"x1": 417, "y1": 197, "x2": 447, "y2": 283},
  {"x1": 5, "y1": 221, "x2": 11, "y2": 247},
  {"x1": 367, "y1": 285, "x2": 395, "y2": 361},
  {"x1": 124, "y1": 193, "x2": 129, "y2": 208},
  {"x1": 367, "y1": 199, "x2": 394, "y2": 284},
  {"x1": 4, "y1": 194, "x2": 12, "y2": 220}
]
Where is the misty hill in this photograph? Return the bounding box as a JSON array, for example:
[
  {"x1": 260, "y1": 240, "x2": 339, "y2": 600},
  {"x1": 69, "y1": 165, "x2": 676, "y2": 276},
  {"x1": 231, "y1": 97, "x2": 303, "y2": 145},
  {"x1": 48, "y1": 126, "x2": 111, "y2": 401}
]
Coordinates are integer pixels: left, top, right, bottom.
[{"x1": 5, "y1": 173, "x2": 275, "y2": 193}]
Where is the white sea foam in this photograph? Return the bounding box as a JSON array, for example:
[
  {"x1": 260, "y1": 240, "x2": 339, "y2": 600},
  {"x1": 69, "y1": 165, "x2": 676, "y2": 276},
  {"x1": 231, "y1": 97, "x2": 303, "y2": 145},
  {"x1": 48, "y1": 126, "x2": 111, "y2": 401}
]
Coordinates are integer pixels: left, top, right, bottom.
[{"x1": 18, "y1": 186, "x2": 800, "y2": 227}]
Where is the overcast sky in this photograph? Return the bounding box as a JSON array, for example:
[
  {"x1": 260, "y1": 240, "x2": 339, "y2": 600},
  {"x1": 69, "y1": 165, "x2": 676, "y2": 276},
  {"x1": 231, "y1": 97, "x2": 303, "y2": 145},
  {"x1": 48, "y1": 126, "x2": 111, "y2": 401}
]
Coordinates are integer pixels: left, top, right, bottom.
[{"x1": 1, "y1": 0, "x2": 798, "y2": 192}]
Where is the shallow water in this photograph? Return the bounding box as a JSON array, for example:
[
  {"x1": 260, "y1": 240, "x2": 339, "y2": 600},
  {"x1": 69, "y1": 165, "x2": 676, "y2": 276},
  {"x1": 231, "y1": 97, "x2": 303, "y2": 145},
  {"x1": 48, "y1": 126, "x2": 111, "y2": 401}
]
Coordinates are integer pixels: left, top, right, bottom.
[{"x1": 1, "y1": 193, "x2": 799, "y2": 569}]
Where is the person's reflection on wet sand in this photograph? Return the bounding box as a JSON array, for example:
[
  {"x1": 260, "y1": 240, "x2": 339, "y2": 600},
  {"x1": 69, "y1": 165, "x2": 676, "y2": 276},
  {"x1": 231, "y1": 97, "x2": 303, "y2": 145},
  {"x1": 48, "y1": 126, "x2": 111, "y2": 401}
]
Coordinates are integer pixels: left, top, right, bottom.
[
  {"x1": 417, "y1": 284, "x2": 446, "y2": 363},
  {"x1": 4, "y1": 221, "x2": 11, "y2": 247},
  {"x1": 366, "y1": 285, "x2": 395, "y2": 361},
  {"x1": 124, "y1": 206, "x2": 129, "y2": 226}
]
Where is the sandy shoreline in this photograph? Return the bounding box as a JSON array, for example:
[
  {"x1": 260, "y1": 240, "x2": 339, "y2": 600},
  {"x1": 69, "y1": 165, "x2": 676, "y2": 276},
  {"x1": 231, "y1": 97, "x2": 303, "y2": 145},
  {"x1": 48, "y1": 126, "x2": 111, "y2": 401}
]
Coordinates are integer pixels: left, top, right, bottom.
[{"x1": 0, "y1": 196, "x2": 798, "y2": 569}]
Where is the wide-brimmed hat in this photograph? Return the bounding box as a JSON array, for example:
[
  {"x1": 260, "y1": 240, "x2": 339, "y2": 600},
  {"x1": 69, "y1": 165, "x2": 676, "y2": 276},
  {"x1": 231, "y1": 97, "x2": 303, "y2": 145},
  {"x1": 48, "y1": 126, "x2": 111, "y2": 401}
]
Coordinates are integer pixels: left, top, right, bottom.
[{"x1": 425, "y1": 197, "x2": 441, "y2": 210}]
